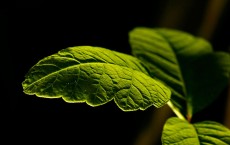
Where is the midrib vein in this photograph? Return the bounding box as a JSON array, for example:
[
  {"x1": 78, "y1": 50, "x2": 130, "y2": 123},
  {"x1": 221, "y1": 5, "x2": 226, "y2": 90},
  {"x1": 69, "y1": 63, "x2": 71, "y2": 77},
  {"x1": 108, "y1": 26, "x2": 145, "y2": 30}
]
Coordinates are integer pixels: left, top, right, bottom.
[
  {"x1": 155, "y1": 31, "x2": 187, "y2": 97},
  {"x1": 23, "y1": 62, "x2": 135, "y2": 89}
]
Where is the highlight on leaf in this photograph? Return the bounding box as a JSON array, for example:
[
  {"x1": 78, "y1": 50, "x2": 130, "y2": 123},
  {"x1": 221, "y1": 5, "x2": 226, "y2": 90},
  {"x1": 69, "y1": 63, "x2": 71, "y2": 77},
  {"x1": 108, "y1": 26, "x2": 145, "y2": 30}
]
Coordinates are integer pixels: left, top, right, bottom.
[{"x1": 22, "y1": 46, "x2": 171, "y2": 111}]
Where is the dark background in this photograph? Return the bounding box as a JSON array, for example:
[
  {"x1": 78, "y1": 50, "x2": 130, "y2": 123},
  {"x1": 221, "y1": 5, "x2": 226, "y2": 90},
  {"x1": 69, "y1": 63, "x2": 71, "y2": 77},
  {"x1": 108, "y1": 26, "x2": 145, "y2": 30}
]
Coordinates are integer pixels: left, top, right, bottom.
[{"x1": 7, "y1": 1, "x2": 229, "y2": 145}]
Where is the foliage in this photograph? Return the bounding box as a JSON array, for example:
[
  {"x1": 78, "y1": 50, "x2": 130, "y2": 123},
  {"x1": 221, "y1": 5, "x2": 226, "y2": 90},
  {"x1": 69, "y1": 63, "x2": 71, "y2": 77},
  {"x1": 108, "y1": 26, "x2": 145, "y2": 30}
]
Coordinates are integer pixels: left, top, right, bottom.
[{"x1": 22, "y1": 27, "x2": 230, "y2": 144}]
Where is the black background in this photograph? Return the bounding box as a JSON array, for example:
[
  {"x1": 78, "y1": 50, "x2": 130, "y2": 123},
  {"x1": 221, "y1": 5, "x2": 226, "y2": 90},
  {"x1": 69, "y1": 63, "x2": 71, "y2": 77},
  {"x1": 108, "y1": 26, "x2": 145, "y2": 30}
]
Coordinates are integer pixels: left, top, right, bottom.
[{"x1": 7, "y1": 1, "x2": 229, "y2": 145}]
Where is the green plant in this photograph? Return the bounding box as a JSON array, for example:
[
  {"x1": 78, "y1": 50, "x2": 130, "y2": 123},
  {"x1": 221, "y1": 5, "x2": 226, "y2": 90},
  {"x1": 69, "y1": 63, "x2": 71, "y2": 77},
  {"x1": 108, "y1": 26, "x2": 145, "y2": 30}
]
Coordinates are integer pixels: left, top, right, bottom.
[{"x1": 22, "y1": 27, "x2": 230, "y2": 144}]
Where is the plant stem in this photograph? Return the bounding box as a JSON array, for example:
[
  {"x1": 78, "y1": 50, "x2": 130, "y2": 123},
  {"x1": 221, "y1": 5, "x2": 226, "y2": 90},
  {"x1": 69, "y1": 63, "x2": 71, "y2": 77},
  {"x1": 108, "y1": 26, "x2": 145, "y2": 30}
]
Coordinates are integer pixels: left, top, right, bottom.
[
  {"x1": 186, "y1": 99, "x2": 193, "y2": 123},
  {"x1": 167, "y1": 101, "x2": 186, "y2": 121}
]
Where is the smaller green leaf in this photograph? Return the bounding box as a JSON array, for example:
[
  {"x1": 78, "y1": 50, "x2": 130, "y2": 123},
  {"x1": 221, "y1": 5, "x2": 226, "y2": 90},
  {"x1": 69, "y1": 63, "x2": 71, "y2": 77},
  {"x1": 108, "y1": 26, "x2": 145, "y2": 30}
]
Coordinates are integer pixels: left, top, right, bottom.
[
  {"x1": 162, "y1": 117, "x2": 199, "y2": 145},
  {"x1": 162, "y1": 117, "x2": 230, "y2": 145},
  {"x1": 22, "y1": 46, "x2": 171, "y2": 111},
  {"x1": 194, "y1": 121, "x2": 230, "y2": 145}
]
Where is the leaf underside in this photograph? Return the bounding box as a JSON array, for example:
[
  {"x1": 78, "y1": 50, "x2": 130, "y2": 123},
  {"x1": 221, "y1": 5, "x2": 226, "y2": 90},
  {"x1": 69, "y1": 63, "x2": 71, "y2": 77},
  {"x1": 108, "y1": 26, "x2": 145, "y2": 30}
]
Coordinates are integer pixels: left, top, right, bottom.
[
  {"x1": 162, "y1": 117, "x2": 230, "y2": 145},
  {"x1": 129, "y1": 27, "x2": 230, "y2": 117},
  {"x1": 22, "y1": 46, "x2": 171, "y2": 111}
]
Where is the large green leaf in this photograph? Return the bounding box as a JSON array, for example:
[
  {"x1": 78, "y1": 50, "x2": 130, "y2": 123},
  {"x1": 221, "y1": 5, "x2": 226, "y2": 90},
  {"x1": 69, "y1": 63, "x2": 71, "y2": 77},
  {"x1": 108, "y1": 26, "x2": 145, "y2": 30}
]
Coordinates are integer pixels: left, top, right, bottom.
[
  {"x1": 129, "y1": 27, "x2": 230, "y2": 118},
  {"x1": 22, "y1": 46, "x2": 171, "y2": 111},
  {"x1": 162, "y1": 117, "x2": 230, "y2": 145}
]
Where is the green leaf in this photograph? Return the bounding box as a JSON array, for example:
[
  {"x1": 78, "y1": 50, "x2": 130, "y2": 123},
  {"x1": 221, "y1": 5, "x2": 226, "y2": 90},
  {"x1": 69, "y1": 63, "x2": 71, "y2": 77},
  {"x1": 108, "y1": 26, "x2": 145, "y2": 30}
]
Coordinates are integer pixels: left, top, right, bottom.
[
  {"x1": 162, "y1": 117, "x2": 199, "y2": 145},
  {"x1": 22, "y1": 46, "x2": 171, "y2": 111},
  {"x1": 129, "y1": 27, "x2": 230, "y2": 118},
  {"x1": 194, "y1": 121, "x2": 230, "y2": 145},
  {"x1": 183, "y1": 52, "x2": 230, "y2": 114},
  {"x1": 162, "y1": 117, "x2": 230, "y2": 145}
]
